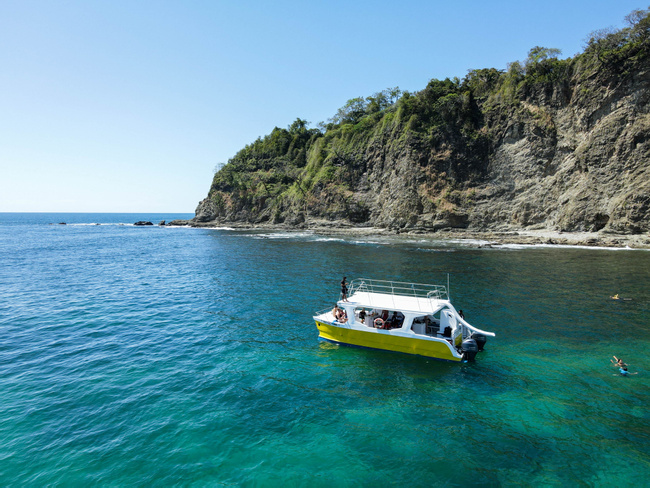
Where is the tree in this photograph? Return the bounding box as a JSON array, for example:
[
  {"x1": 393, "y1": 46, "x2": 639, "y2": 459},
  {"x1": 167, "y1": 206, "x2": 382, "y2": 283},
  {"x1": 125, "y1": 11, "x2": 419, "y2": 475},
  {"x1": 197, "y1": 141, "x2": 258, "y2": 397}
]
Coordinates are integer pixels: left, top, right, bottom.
[
  {"x1": 365, "y1": 87, "x2": 402, "y2": 114},
  {"x1": 328, "y1": 87, "x2": 403, "y2": 126},
  {"x1": 289, "y1": 118, "x2": 309, "y2": 134},
  {"x1": 525, "y1": 46, "x2": 562, "y2": 70},
  {"x1": 626, "y1": 8, "x2": 650, "y2": 45},
  {"x1": 463, "y1": 68, "x2": 503, "y2": 97},
  {"x1": 329, "y1": 97, "x2": 367, "y2": 125},
  {"x1": 625, "y1": 8, "x2": 648, "y2": 27},
  {"x1": 523, "y1": 46, "x2": 565, "y2": 82}
]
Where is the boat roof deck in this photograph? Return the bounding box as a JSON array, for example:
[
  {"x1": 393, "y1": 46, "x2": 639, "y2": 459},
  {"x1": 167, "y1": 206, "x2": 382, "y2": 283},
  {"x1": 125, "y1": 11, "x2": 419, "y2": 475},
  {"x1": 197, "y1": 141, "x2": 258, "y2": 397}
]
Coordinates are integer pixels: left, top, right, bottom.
[{"x1": 344, "y1": 291, "x2": 447, "y2": 315}]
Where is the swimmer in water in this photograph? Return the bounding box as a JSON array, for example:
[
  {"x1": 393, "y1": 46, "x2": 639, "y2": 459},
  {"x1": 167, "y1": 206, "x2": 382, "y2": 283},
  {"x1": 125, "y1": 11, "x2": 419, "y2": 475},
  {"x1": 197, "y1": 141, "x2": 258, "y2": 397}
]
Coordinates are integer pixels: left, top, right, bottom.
[
  {"x1": 611, "y1": 356, "x2": 637, "y2": 376},
  {"x1": 617, "y1": 366, "x2": 638, "y2": 376}
]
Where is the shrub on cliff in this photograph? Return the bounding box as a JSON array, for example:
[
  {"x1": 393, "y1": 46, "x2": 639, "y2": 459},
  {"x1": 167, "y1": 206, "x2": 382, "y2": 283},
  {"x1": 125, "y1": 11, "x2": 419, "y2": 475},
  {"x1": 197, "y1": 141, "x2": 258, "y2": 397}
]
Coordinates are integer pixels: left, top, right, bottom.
[{"x1": 582, "y1": 7, "x2": 650, "y2": 73}]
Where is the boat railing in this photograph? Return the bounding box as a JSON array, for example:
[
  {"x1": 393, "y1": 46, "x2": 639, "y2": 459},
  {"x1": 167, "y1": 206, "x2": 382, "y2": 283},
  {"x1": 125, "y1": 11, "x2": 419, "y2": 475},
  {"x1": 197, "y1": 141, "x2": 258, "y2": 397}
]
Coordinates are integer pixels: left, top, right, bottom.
[
  {"x1": 314, "y1": 306, "x2": 333, "y2": 317},
  {"x1": 349, "y1": 278, "x2": 448, "y2": 301}
]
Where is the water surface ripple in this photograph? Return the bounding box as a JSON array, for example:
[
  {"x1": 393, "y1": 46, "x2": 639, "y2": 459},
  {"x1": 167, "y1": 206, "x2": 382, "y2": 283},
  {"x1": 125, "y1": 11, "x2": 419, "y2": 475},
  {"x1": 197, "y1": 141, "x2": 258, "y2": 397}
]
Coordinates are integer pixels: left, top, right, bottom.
[{"x1": 0, "y1": 214, "x2": 648, "y2": 485}]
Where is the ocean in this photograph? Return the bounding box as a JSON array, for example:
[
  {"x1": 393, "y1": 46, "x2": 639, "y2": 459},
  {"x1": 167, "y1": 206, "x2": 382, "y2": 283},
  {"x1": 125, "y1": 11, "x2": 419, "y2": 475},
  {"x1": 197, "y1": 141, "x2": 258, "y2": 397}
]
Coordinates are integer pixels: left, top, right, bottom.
[{"x1": 0, "y1": 213, "x2": 648, "y2": 486}]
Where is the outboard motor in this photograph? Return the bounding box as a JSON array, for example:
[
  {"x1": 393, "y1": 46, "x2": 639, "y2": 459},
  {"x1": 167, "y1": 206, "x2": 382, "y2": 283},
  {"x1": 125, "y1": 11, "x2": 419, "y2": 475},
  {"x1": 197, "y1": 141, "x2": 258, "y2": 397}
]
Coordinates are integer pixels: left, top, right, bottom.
[
  {"x1": 471, "y1": 332, "x2": 487, "y2": 352},
  {"x1": 461, "y1": 338, "x2": 478, "y2": 361}
]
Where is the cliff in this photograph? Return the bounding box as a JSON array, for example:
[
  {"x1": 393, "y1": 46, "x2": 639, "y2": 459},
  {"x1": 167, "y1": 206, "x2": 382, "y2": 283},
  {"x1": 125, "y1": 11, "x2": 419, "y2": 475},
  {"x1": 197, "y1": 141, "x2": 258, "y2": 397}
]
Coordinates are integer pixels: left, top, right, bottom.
[{"x1": 191, "y1": 11, "x2": 650, "y2": 240}]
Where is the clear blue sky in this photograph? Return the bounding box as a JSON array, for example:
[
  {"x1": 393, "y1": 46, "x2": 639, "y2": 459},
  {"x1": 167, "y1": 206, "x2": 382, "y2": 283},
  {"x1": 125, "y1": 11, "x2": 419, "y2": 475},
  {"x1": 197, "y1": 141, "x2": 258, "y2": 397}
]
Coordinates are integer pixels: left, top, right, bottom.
[{"x1": 0, "y1": 0, "x2": 643, "y2": 212}]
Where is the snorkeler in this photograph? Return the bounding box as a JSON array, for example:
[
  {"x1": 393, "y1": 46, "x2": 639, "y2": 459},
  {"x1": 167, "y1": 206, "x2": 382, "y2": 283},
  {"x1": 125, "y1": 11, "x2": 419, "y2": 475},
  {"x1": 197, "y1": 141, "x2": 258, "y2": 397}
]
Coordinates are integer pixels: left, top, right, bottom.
[
  {"x1": 617, "y1": 366, "x2": 638, "y2": 376},
  {"x1": 611, "y1": 356, "x2": 627, "y2": 368},
  {"x1": 611, "y1": 356, "x2": 638, "y2": 376}
]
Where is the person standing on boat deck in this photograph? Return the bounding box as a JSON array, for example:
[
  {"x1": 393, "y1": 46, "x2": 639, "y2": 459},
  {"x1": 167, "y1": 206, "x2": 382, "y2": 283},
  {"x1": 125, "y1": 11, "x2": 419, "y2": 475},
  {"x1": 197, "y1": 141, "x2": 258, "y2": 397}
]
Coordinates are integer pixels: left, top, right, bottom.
[
  {"x1": 458, "y1": 310, "x2": 465, "y2": 319},
  {"x1": 341, "y1": 277, "x2": 348, "y2": 302}
]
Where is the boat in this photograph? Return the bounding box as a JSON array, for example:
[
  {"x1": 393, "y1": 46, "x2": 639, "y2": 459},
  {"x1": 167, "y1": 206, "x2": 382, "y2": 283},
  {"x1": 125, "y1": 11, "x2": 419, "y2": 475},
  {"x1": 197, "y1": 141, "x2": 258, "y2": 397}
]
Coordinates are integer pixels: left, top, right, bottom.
[{"x1": 313, "y1": 278, "x2": 495, "y2": 362}]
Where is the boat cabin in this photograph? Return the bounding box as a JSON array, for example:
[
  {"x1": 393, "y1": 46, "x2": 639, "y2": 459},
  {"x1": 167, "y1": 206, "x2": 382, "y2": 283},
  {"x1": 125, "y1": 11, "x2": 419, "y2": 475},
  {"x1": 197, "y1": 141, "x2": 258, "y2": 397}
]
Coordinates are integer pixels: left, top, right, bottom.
[
  {"x1": 340, "y1": 303, "x2": 463, "y2": 345},
  {"x1": 315, "y1": 278, "x2": 495, "y2": 361}
]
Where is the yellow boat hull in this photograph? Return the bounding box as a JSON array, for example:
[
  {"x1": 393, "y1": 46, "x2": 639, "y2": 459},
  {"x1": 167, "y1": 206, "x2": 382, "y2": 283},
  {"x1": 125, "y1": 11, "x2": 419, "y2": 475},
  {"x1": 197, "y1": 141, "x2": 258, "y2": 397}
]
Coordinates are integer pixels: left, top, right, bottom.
[{"x1": 315, "y1": 320, "x2": 462, "y2": 362}]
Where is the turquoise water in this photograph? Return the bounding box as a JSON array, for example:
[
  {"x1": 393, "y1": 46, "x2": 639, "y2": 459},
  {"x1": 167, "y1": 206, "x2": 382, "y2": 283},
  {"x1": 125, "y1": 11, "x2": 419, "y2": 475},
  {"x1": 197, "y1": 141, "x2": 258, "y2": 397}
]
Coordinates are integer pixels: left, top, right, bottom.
[{"x1": 0, "y1": 213, "x2": 648, "y2": 486}]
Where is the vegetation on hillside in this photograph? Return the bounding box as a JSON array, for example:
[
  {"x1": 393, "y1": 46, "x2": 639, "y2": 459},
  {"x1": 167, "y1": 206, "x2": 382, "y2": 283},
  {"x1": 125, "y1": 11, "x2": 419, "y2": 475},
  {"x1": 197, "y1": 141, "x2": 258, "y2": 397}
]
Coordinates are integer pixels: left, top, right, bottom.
[{"x1": 207, "y1": 8, "x2": 650, "y2": 225}]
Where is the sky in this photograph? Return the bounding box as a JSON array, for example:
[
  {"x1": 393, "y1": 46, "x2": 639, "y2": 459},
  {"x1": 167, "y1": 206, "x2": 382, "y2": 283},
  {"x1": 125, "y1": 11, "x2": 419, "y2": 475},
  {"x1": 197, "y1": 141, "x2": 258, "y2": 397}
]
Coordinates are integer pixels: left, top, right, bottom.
[{"x1": 0, "y1": 0, "x2": 645, "y2": 213}]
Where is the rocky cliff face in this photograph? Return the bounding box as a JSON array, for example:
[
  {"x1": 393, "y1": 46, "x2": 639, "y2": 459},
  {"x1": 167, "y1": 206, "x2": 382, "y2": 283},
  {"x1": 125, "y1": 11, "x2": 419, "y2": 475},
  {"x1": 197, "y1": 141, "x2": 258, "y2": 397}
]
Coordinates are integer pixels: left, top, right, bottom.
[
  {"x1": 195, "y1": 22, "x2": 650, "y2": 236},
  {"x1": 470, "y1": 65, "x2": 650, "y2": 234}
]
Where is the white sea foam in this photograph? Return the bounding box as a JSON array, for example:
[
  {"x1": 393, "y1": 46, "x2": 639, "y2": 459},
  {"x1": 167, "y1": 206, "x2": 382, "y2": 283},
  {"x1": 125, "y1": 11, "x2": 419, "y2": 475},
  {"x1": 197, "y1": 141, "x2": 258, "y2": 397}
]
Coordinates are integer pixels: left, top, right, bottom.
[
  {"x1": 415, "y1": 248, "x2": 456, "y2": 253},
  {"x1": 349, "y1": 239, "x2": 386, "y2": 245},
  {"x1": 313, "y1": 236, "x2": 346, "y2": 243},
  {"x1": 493, "y1": 242, "x2": 646, "y2": 251},
  {"x1": 253, "y1": 231, "x2": 315, "y2": 240},
  {"x1": 239, "y1": 228, "x2": 648, "y2": 251},
  {"x1": 446, "y1": 238, "x2": 493, "y2": 246}
]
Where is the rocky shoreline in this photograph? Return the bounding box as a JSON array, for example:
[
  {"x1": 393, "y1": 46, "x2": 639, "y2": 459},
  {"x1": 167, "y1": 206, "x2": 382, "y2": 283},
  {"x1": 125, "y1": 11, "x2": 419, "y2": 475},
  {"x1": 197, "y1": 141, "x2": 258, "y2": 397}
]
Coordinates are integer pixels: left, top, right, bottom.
[{"x1": 166, "y1": 218, "x2": 650, "y2": 249}]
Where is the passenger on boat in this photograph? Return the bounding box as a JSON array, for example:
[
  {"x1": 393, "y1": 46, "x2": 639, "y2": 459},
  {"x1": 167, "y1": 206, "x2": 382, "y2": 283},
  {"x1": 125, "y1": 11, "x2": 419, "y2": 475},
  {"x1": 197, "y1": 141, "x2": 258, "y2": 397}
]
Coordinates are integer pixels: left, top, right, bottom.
[
  {"x1": 382, "y1": 312, "x2": 395, "y2": 330},
  {"x1": 332, "y1": 305, "x2": 346, "y2": 323},
  {"x1": 424, "y1": 316, "x2": 435, "y2": 334},
  {"x1": 340, "y1": 277, "x2": 348, "y2": 302},
  {"x1": 359, "y1": 309, "x2": 366, "y2": 324},
  {"x1": 458, "y1": 310, "x2": 465, "y2": 319},
  {"x1": 380, "y1": 312, "x2": 399, "y2": 330},
  {"x1": 392, "y1": 311, "x2": 404, "y2": 328}
]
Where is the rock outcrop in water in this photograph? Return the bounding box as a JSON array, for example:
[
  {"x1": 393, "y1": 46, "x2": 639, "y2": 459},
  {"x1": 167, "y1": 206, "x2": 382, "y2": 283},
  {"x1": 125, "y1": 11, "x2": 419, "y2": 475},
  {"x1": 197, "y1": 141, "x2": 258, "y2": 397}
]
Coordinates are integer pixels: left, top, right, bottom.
[{"x1": 187, "y1": 11, "x2": 650, "y2": 243}]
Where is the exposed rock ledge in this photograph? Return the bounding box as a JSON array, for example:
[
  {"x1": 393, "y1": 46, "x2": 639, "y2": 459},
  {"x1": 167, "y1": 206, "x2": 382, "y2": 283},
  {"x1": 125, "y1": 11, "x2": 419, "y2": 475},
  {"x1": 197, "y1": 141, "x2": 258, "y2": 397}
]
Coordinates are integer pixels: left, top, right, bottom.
[{"x1": 167, "y1": 217, "x2": 650, "y2": 249}]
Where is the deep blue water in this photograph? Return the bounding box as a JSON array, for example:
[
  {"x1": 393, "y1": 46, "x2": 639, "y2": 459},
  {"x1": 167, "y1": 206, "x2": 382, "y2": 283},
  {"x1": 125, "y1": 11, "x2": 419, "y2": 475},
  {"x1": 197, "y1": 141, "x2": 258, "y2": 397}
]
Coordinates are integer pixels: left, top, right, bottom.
[{"x1": 0, "y1": 213, "x2": 648, "y2": 485}]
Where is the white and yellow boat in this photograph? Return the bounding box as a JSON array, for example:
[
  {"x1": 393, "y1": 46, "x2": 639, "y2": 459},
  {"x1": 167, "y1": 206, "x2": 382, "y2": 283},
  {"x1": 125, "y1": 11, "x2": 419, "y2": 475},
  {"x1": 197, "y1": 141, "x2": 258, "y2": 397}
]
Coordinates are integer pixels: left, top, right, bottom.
[{"x1": 314, "y1": 278, "x2": 495, "y2": 362}]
